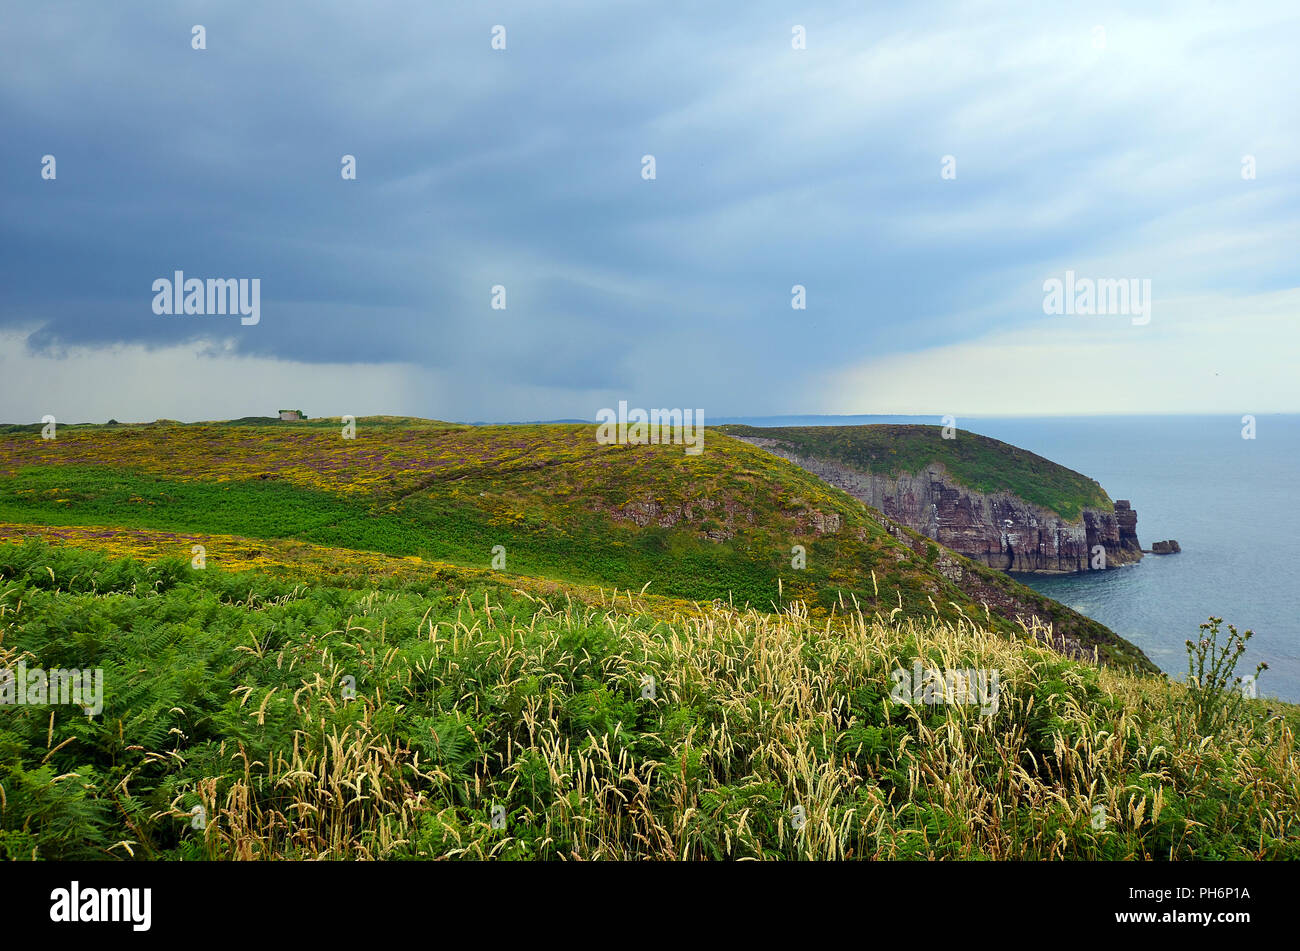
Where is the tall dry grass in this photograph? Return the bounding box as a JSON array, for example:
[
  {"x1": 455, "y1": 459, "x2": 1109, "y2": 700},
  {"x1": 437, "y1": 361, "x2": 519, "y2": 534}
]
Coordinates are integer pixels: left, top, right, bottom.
[{"x1": 167, "y1": 592, "x2": 1298, "y2": 860}]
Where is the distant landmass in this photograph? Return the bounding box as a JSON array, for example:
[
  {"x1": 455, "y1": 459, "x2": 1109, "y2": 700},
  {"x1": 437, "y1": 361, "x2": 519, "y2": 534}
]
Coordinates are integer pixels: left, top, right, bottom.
[{"x1": 722, "y1": 423, "x2": 1143, "y2": 575}]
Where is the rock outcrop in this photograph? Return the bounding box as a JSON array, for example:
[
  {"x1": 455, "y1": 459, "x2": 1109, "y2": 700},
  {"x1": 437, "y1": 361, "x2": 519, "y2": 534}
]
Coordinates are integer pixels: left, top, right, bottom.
[
  {"x1": 734, "y1": 437, "x2": 1142, "y2": 574},
  {"x1": 1150, "y1": 539, "x2": 1181, "y2": 554}
]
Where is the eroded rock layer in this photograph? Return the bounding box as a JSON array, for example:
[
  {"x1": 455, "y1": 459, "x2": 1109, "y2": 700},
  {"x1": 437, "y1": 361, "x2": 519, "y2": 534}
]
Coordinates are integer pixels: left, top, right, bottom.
[{"x1": 736, "y1": 437, "x2": 1142, "y2": 573}]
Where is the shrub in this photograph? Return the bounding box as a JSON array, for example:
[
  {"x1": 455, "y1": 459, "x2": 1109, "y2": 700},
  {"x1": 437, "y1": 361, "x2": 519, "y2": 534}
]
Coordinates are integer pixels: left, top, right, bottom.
[{"x1": 1182, "y1": 616, "x2": 1268, "y2": 739}]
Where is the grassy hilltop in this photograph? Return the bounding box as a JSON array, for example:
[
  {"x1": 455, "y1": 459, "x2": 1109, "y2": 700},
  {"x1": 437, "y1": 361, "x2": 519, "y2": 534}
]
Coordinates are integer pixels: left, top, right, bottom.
[
  {"x1": 0, "y1": 417, "x2": 1148, "y2": 667},
  {"x1": 721, "y1": 423, "x2": 1112, "y2": 520},
  {"x1": 0, "y1": 417, "x2": 1294, "y2": 860}
]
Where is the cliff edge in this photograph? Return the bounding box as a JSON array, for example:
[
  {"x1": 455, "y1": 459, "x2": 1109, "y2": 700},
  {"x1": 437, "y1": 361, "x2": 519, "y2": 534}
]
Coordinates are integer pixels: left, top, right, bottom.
[{"x1": 722, "y1": 424, "x2": 1143, "y2": 574}]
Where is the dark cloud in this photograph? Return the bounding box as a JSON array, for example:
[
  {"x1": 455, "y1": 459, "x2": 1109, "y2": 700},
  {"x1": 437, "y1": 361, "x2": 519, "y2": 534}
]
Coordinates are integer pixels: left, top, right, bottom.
[{"x1": 2, "y1": 0, "x2": 1298, "y2": 417}]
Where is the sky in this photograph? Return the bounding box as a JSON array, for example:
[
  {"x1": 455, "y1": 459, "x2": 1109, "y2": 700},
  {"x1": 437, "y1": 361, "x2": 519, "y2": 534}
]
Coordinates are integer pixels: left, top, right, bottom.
[{"x1": 2, "y1": 0, "x2": 1298, "y2": 424}]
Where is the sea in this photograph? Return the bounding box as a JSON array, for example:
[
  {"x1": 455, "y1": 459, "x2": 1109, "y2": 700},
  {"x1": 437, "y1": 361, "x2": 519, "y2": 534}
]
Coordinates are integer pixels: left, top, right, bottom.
[{"x1": 717, "y1": 414, "x2": 1300, "y2": 703}]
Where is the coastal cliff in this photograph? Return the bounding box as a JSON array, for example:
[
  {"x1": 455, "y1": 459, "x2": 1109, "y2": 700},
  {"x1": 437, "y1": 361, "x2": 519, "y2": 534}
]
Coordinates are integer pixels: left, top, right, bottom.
[{"x1": 726, "y1": 427, "x2": 1143, "y2": 574}]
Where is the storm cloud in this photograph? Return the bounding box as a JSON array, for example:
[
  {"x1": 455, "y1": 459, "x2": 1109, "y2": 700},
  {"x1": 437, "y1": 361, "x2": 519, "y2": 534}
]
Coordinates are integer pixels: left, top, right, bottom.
[{"x1": 2, "y1": 1, "x2": 1297, "y2": 421}]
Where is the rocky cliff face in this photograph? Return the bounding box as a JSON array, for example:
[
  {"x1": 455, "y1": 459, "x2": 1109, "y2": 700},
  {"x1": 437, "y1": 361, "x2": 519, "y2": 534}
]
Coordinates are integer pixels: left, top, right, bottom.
[{"x1": 736, "y1": 437, "x2": 1142, "y2": 573}]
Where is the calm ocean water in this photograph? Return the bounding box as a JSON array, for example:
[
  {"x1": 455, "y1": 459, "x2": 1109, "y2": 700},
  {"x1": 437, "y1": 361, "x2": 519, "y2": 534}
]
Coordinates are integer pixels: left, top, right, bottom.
[{"x1": 722, "y1": 414, "x2": 1300, "y2": 702}]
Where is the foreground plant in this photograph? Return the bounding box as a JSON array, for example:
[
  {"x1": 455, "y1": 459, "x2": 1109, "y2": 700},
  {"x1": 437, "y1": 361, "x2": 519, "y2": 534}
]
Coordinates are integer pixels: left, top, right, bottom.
[
  {"x1": 1183, "y1": 616, "x2": 1268, "y2": 739},
  {"x1": 1, "y1": 544, "x2": 1296, "y2": 861}
]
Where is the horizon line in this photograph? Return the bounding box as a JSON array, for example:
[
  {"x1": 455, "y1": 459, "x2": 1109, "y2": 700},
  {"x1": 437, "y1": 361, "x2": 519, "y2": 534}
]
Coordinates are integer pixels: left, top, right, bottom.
[{"x1": 5, "y1": 410, "x2": 1297, "y2": 427}]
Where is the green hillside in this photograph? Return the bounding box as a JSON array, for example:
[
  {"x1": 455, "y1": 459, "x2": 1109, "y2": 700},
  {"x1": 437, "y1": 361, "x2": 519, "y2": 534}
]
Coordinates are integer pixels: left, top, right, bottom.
[
  {"x1": 0, "y1": 541, "x2": 1293, "y2": 860},
  {"x1": 0, "y1": 418, "x2": 1150, "y2": 670},
  {"x1": 1, "y1": 418, "x2": 1294, "y2": 861},
  {"x1": 720, "y1": 424, "x2": 1112, "y2": 520}
]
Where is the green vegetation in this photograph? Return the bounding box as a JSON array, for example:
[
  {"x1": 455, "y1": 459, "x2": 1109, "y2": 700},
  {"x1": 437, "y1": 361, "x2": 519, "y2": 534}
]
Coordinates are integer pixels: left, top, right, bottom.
[
  {"x1": 1183, "y1": 618, "x2": 1269, "y2": 739},
  {"x1": 1, "y1": 542, "x2": 1293, "y2": 860},
  {"x1": 721, "y1": 423, "x2": 1112, "y2": 520},
  {"x1": 0, "y1": 419, "x2": 1150, "y2": 668},
  {"x1": 13, "y1": 417, "x2": 1280, "y2": 861}
]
